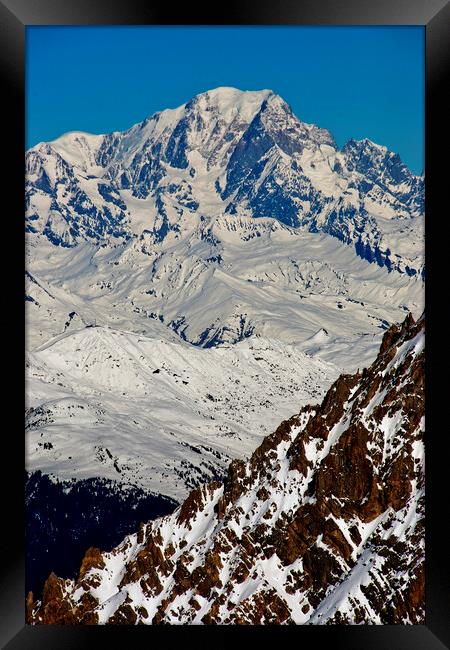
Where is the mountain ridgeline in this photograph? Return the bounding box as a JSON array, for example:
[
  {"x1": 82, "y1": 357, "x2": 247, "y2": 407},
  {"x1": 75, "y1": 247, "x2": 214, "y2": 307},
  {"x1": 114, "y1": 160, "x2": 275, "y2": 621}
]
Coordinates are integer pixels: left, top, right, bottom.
[
  {"x1": 25, "y1": 89, "x2": 425, "y2": 626},
  {"x1": 26, "y1": 87, "x2": 424, "y2": 277},
  {"x1": 27, "y1": 312, "x2": 425, "y2": 625}
]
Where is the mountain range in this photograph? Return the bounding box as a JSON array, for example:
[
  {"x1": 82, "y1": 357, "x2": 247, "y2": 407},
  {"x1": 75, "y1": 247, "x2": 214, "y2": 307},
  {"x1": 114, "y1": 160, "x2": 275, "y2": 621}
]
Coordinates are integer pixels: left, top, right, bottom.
[
  {"x1": 25, "y1": 87, "x2": 425, "y2": 614},
  {"x1": 26, "y1": 87, "x2": 423, "y2": 276},
  {"x1": 26, "y1": 86, "x2": 424, "y2": 495}
]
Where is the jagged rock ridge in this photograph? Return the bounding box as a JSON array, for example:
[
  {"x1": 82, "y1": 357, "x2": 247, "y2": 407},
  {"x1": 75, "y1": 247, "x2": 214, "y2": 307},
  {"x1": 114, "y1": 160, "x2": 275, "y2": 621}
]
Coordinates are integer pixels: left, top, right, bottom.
[{"x1": 27, "y1": 312, "x2": 424, "y2": 625}]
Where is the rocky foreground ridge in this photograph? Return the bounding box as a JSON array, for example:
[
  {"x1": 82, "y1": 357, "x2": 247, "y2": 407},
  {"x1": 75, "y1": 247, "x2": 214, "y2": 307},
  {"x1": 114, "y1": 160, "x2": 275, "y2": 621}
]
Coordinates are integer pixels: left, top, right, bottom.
[{"x1": 27, "y1": 312, "x2": 425, "y2": 625}]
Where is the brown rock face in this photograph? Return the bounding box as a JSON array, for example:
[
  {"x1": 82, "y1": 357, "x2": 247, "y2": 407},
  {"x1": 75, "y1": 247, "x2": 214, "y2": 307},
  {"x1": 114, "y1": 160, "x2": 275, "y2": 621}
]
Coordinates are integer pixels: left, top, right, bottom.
[
  {"x1": 28, "y1": 313, "x2": 425, "y2": 626},
  {"x1": 177, "y1": 481, "x2": 222, "y2": 527},
  {"x1": 28, "y1": 573, "x2": 75, "y2": 625},
  {"x1": 192, "y1": 550, "x2": 223, "y2": 597},
  {"x1": 78, "y1": 547, "x2": 105, "y2": 581}
]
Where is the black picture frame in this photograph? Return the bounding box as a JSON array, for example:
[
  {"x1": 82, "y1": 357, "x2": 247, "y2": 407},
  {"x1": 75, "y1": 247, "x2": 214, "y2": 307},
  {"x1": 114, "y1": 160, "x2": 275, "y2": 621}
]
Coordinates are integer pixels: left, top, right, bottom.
[{"x1": 1, "y1": 1, "x2": 449, "y2": 647}]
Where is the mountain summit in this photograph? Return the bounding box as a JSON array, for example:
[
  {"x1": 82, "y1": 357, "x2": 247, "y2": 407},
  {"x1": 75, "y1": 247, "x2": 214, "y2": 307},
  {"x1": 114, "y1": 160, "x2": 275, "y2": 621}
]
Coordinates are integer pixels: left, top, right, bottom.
[{"x1": 26, "y1": 87, "x2": 423, "y2": 277}]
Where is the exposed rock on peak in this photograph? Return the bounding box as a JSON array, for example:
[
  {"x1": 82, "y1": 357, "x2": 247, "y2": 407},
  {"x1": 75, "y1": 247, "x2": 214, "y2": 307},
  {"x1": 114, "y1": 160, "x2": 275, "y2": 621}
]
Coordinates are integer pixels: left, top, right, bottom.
[{"x1": 27, "y1": 312, "x2": 425, "y2": 625}]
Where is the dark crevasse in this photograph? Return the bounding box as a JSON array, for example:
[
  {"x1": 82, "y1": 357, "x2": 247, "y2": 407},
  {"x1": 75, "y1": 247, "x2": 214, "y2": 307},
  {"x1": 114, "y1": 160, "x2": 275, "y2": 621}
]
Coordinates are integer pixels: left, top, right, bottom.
[{"x1": 26, "y1": 471, "x2": 178, "y2": 599}]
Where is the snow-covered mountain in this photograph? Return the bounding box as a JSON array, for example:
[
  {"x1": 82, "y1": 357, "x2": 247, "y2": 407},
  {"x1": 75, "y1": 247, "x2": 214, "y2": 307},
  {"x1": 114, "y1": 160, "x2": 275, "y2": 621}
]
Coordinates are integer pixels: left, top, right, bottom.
[
  {"x1": 25, "y1": 87, "x2": 424, "y2": 371},
  {"x1": 26, "y1": 326, "x2": 337, "y2": 500},
  {"x1": 25, "y1": 216, "x2": 423, "y2": 361},
  {"x1": 27, "y1": 312, "x2": 424, "y2": 625},
  {"x1": 25, "y1": 228, "x2": 423, "y2": 499},
  {"x1": 25, "y1": 88, "x2": 424, "y2": 604},
  {"x1": 25, "y1": 89, "x2": 425, "y2": 607},
  {"x1": 26, "y1": 87, "x2": 424, "y2": 276}
]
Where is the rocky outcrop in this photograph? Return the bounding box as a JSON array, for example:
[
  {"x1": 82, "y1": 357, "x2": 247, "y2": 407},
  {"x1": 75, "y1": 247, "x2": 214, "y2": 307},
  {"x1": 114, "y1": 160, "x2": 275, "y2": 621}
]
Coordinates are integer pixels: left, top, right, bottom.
[{"x1": 27, "y1": 312, "x2": 425, "y2": 625}]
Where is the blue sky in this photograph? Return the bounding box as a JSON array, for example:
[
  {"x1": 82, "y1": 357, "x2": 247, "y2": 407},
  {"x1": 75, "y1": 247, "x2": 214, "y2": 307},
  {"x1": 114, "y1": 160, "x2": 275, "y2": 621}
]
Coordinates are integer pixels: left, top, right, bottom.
[{"x1": 26, "y1": 26, "x2": 424, "y2": 174}]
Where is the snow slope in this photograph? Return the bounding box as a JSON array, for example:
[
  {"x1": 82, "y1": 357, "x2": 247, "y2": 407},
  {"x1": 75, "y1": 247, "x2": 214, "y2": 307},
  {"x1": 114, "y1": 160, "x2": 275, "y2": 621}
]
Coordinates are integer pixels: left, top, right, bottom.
[
  {"x1": 26, "y1": 326, "x2": 337, "y2": 500},
  {"x1": 26, "y1": 216, "x2": 423, "y2": 366}
]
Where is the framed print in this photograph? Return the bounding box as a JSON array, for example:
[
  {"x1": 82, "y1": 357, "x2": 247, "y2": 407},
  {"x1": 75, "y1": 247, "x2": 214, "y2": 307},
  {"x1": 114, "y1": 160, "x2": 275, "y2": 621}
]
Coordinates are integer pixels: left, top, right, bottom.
[{"x1": 1, "y1": 0, "x2": 449, "y2": 648}]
